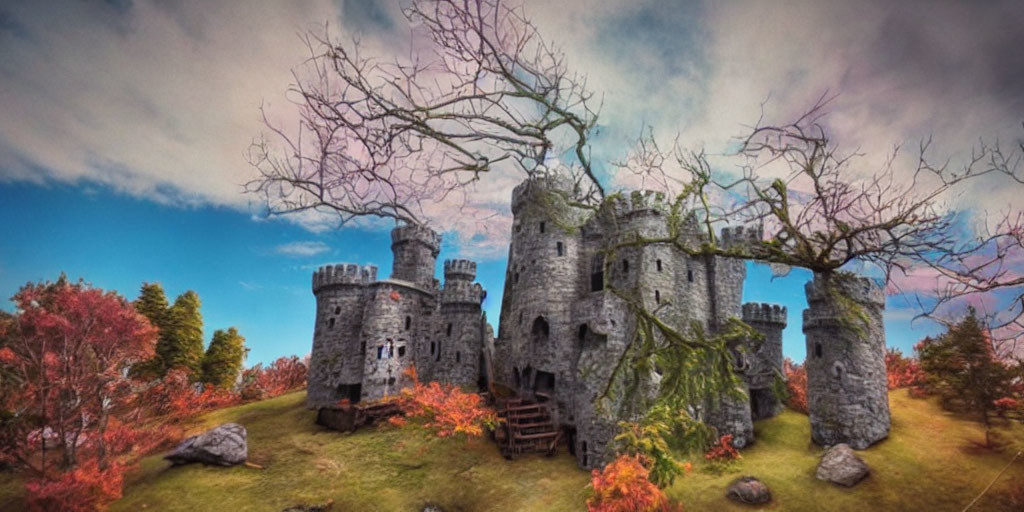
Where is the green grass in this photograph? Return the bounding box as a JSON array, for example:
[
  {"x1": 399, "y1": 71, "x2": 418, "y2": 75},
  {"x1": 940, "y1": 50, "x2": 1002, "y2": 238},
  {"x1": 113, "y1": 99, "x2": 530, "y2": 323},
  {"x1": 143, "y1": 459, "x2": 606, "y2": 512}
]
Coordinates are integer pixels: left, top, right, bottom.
[{"x1": 1, "y1": 389, "x2": 1022, "y2": 511}]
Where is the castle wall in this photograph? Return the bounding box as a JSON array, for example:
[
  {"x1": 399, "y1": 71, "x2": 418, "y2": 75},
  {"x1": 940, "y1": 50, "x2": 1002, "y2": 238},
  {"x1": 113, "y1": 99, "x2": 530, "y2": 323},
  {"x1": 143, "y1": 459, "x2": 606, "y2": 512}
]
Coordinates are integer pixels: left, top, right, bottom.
[
  {"x1": 359, "y1": 282, "x2": 436, "y2": 401},
  {"x1": 307, "y1": 264, "x2": 377, "y2": 408},
  {"x1": 803, "y1": 273, "x2": 890, "y2": 449}
]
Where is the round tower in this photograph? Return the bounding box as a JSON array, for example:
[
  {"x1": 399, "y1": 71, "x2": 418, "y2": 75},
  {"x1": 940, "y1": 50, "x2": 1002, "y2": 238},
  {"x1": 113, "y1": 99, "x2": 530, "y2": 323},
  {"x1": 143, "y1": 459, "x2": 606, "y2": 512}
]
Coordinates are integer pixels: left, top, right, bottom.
[
  {"x1": 390, "y1": 224, "x2": 441, "y2": 288},
  {"x1": 803, "y1": 272, "x2": 889, "y2": 449},
  {"x1": 438, "y1": 259, "x2": 487, "y2": 386},
  {"x1": 742, "y1": 302, "x2": 787, "y2": 420},
  {"x1": 308, "y1": 263, "x2": 377, "y2": 408}
]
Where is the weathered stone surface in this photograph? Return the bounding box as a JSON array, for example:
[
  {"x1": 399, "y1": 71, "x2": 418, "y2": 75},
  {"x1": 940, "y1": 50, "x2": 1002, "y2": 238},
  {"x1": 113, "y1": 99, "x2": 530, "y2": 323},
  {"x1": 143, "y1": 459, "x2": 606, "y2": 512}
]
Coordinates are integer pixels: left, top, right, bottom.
[
  {"x1": 804, "y1": 273, "x2": 891, "y2": 449},
  {"x1": 165, "y1": 423, "x2": 247, "y2": 466},
  {"x1": 316, "y1": 407, "x2": 357, "y2": 432},
  {"x1": 281, "y1": 502, "x2": 333, "y2": 512},
  {"x1": 816, "y1": 443, "x2": 870, "y2": 487},
  {"x1": 726, "y1": 476, "x2": 772, "y2": 505}
]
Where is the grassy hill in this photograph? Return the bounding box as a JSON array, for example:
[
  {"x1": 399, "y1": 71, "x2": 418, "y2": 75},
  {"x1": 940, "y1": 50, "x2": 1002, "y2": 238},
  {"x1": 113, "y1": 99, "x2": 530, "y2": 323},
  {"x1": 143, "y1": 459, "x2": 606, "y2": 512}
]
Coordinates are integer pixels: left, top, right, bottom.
[{"x1": 2, "y1": 389, "x2": 1022, "y2": 511}]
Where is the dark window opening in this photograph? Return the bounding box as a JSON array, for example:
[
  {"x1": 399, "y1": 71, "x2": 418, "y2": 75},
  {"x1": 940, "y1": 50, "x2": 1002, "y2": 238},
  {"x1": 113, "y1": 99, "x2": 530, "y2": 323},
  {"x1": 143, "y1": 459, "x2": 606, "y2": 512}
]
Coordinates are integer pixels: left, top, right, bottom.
[
  {"x1": 534, "y1": 370, "x2": 555, "y2": 394},
  {"x1": 656, "y1": 259, "x2": 662, "y2": 272},
  {"x1": 578, "y1": 324, "x2": 588, "y2": 342},
  {"x1": 622, "y1": 259, "x2": 629, "y2": 273},
  {"x1": 590, "y1": 257, "x2": 605, "y2": 292},
  {"x1": 337, "y1": 383, "x2": 362, "y2": 404},
  {"x1": 531, "y1": 316, "x2": 550, "y2": 344},
  {"x1": 334, "y1": 306, "x2": 341, "y2": 314},
  {"x1": 430, "y1": 341, "x2": 436, "y2": 355},
  {"x1": 447, "y1": 323, "x2": 453, "y2": 337},
  {"x1": 687, "y1": 269, "x2": 694, "y2": 282},
  {"x1": 398, "y1": 346, "x2": 406, "y2": 358},
  {"x1": 435, "y1": 341, "x2": 442, "y2": 362},
  {"x1": 540, "y1": 221, "x2": 546, "y2": 233},
  {"x1": 377, "y1": 346, "x2": 385, "y2": 360},
  {"x1": 405, "y1": 316, "x2": 411, "y2": 330},
  {"x1": 387, "y1": 377, "x2": 396, "y2": 386},
  {"x1": 518, "y1": 311, "x2": 523, "y2": 325},
  {"x1": 456, "y1": 351, "x2": 461, "y2": 363},
  {"x1": 515, "y1": 224, "x2": 521, "y2": 233},
  {"x1": 814, "y1": 342, "x2": 823, "y2": 358},
  {"x1": 513, "y1": 367, "x2": 521, "y2": 388},
  {"x1": 360, "y1": 341, "x2": 366, "y2": 355},
  {"x1": 556, "y1": 241, "x2": 564, "y2": 256},
  {"x1": 514, "y1": 272, "x2": 519, "y2": 284},
  {"x1": 655, "y1": 290, "x2": 660, "y2": 304},
  {"x1": 328, "y1": 318, "x2": 335, "y2": 329}
]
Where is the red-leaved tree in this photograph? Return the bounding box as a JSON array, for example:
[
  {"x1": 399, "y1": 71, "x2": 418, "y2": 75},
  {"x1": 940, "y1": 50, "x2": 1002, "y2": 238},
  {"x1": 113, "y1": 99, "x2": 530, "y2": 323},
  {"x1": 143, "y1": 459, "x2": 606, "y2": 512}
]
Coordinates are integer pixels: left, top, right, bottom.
[
  {"x1": 783, "y1": 358, "x2": 808, "y2": 414},
  {"x1": 390, "y1": 366, "x2": 498, "y2": 438},
  {"x1": 239, "y1": 355, "x2": 308, "y2": 400},
  {"x1": 0, "y1": 277, "x2": 158, "y2": 511}
]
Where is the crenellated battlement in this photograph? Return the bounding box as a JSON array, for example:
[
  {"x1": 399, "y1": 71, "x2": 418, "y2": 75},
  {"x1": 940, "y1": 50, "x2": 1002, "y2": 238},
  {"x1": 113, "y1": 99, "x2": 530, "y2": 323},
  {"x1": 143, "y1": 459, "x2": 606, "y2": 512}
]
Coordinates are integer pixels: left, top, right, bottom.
[
  {"x1": 804, "y1": 273, "x2": 884, "y2": 308},
  {"x1": 391, "y1": 224, "x2": 441, "y2": 255},
  {"x1": 441, "y1": 280, "x2": 486, "y2": 305},
  {"x1": 719, "y1": 225, "x2": 763, "y2": 248},
  {"x1": 511, "y1": 175, "x2": 575, "y2": 214},
  {"x1": 312, "y1": 263, "x2": 378, "y2": 293},
  {"x1": 742, "y1": 302, "x2": 788, "y2": 327},
  {"x1": 604, "y1": 190, "x2": 670, "y2": 218},
  {"x1": 444, "y1": 259, "x2": 477, "y2": 281}
]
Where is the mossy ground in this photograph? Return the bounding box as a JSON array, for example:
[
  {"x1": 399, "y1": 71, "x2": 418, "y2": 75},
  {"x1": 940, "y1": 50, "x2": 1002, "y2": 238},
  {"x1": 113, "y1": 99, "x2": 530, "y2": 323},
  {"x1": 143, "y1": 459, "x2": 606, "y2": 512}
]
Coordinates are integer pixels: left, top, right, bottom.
[{"x1": 1, "y1": 389, "x2": 1022, "y2": 511}]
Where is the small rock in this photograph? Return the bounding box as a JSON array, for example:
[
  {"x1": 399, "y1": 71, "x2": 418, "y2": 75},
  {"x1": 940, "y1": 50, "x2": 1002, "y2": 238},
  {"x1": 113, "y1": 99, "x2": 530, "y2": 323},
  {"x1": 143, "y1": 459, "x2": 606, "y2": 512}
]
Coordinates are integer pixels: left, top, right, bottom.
[
  {"x1": 165, "y1": 422, "x2": 247, "y2": 466},
  {"x1": 726, "y1": 476, "x2": 772, "y2": 505},
  {"x1": 816, "y1": 443, "x2": 869, "y2": 487}
]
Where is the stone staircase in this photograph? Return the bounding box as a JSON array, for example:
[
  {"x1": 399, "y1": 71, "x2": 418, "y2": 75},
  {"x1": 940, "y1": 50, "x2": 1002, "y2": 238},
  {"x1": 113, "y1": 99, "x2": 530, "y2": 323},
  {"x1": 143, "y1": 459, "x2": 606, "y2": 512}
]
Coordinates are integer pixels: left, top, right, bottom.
[{"x1": 495, "y1": 397, "x2": 561, "y2": 459}]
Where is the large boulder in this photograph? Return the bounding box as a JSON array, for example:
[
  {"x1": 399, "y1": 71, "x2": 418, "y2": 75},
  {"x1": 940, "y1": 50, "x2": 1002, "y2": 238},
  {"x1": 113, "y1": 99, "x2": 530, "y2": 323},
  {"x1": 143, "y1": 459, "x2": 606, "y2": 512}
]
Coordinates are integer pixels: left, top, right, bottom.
[
  {"x1": 816, "y1": 443, "x2": 870, "y2": 487},
  {"x1": 726, "y1": 476, "x2": 772, "y2": 505},
  {"x1": 165, "y1": 422, "x2": 247, "y2": 466}
]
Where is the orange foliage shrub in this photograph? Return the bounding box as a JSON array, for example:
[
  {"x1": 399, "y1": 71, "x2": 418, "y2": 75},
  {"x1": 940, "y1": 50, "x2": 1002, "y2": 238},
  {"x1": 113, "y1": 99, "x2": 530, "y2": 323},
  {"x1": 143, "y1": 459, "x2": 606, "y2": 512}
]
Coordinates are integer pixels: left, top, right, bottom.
[
  {"x1": 239, "y1": 356, "x2": 307, "y2": 400},
  {"x1": 783, "y1": 358, "x2": 808, "y2": 414},
  {"x1": 587, "y1": 454, "x2": 681, "y2": 512},
  {"x1": 885, "y1": 348, "x2": 926, "y2": 390},
  {"x1": 394, "y1": 366, "x2": 498, "y2": 438},
  {"x1": 24, "y1": 460, "x2": 127, "y2": 512},
  {"x1": 704, "y1": 434, "x2": 741, "y2": 461}
]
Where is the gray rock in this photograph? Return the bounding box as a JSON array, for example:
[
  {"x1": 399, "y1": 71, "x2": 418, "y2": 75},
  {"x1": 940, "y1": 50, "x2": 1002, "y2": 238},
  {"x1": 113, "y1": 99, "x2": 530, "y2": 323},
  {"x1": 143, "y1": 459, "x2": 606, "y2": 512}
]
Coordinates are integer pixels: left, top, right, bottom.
[
  {"x1": 816, "y1": 443, "x2": 870, "y2": 487},
  {"x1": 165, "y1": 422, "x2": 247, "y2": 466},
  {"x1": 726, "y1": 476, "x2": 772, "y2": 505}
]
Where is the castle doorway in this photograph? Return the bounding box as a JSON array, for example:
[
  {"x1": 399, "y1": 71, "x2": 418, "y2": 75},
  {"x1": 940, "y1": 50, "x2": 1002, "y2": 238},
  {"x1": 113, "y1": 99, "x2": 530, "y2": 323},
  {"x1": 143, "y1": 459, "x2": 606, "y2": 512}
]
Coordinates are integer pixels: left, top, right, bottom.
[{"x1": 749, "y1": 388, "x2": 775, "y2": 421}]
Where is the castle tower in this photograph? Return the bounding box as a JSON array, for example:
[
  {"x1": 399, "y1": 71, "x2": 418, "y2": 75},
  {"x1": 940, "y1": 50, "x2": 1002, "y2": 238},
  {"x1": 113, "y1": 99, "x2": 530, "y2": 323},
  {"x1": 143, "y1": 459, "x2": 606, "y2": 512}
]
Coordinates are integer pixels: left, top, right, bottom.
[
  {"x1": 307, "y1": 263, "x2": 377, "y2": 408},
  {"x1": 437, "y1": 259, "x2": 487, "y2": 386},
  {"x1": 390, "y1": 224, "x2": 441, "y2": 288},
  {"x1": 498, "y1": 176, "x2": 587, "y2": 413},
  {"x1": 803, "y1": 273, "x2": 890, "y2": 449},
  {"x1": 742, "y1": 302, "x2": 787, "y2": 420}
]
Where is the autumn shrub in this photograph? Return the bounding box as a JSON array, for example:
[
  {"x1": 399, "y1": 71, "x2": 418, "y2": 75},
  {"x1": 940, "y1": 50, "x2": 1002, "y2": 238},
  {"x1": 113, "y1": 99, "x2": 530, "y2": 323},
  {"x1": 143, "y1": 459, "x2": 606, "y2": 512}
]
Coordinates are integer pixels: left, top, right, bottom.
[
  {"x1": 24, "y1": 460, "x2": 127, "y2": 512},
  {"x1": 783, "y1": 358, "x2": 808, "y2": 414},
  {"x1": 704, "y1": 434, "x2": 741, "y2": 462},
  {"x1": 239, "y1": 356, "x2": 308, "y2": 400},
  {"x1": 393, "y1": 366, "x2": 498, "y2": 438},
  {"x1": 586, "y1": 454, "x2": 681, "y2": 512},
  {"x1": 614, "y1": 404, "x2": 707, "y2": 488},
  {"x1": 885, "y1": 348, "x2": 926, "y2": 390}
]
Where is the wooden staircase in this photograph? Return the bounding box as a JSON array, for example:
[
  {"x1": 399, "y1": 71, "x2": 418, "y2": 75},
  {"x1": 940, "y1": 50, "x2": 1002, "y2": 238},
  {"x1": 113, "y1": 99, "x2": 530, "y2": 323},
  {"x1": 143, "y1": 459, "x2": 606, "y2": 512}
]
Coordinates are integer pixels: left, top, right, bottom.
[{"x1": 495, "y1": 397, "x2": 561, "y2": 459}]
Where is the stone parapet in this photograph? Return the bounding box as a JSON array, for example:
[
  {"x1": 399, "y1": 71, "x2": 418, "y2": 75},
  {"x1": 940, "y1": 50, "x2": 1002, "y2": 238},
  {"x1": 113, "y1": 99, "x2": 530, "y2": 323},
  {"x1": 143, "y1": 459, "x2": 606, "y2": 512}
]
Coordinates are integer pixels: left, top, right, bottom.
[
  {"x1": 441, "y1": 280, "x2": 486, "y2": 305},
  {"x1": 443, "y1": 259, "x2": 477, "y2": 281},
  {"x1": 390, "y1": 224, "x2": 441, "y2": 255},
  {"x1": 742, "y1": 302, "x2": 788, "y2": 327},
  {"x1": 312, "y1": 264, "x2": 378, "y2": 293},
  {"x1": 804, "y1": 274, "x2": 884, "y2": 307}
]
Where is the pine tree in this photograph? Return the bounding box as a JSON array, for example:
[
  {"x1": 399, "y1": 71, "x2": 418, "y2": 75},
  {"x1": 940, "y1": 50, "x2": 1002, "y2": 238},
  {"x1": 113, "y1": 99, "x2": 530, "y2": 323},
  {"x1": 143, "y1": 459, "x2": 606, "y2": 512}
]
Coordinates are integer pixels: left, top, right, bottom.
[
  {"x1": 201, "y1": 327, "x2": 247, "y2": 389},
  {"x1": 131, "y1": 282, "x2": 171, "y2": 379},
  {"x1": 919, "y1": 307, "x2": 1015, "y2": 447},
  {"x1": 161, "y1": 291, "x2": 205, "y2": 375}
]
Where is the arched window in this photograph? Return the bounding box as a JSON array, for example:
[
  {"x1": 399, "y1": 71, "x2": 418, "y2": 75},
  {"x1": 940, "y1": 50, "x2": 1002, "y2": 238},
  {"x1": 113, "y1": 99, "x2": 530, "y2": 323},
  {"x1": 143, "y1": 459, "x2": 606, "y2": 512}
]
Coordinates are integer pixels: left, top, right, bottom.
[
  {"x1": 531, "y1": 316, "x2": 550, "y2": 345},
  {"x1": 656, "y1": 259, "x2": 662, "y2": 272},
  {"x1": 404, "y1": 316, "x2": 411, "y2": 330},
  {"x1": 556, "y1": 241, "x2": 564, "y2": 256},
  {"x1": 334, "y1": 306, "x2": 341, "y2": 314}
]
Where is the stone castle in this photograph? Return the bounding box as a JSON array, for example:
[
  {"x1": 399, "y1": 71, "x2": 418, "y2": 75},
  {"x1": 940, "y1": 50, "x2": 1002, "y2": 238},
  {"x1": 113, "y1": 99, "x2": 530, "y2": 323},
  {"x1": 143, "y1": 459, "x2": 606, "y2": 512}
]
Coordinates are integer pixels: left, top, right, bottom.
[{"x1": 307, "y1": 177, "x2": 890, "y2": 468}]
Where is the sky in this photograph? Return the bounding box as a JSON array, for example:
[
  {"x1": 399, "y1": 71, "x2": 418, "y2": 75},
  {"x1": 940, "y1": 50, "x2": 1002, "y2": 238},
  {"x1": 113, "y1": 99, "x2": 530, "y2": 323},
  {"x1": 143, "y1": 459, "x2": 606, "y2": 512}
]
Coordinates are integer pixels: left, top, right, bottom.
[{"x1": 2, "y1": 0, "x2": 1022, "y2": 364}]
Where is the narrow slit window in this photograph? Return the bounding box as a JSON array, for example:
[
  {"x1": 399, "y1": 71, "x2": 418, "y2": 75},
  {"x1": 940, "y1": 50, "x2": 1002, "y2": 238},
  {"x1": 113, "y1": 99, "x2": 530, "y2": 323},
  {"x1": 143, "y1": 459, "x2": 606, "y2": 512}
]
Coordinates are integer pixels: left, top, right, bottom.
[
  {"x1": 814, "y1": 342, "x2": 823, "y2": 358},
  {"x1": 656, "y1": 259, "x2": 662, "y2": 272},
  {"x1": 655, "y1": 290, "x2": 660, "y2": 304},
  {"x1": 687, "y1": 269, "x2": 694, "y2": 282},
  {"x1": 404, "y1": 316, "x2": 411, "y2": 330},
  {"x1": 398, "y1": 346, "x2": 406, "y2": 358},
  {"x1": 328, "y1": 318, "x2": 335, "y2": 329},
  {"x1": 435, "y1": 341, "x2": 442, "y2": 362},
  {"x1": 430, "y1": 341, "x2": 436, "y2": 356},
  {"x1": 540, "y1": 221, "x2": 546, "y2": 233},
  {"x1": 334, "y1": 306, "x2": 341, "y2": 314},
  {"x1": 556, "y1": 241, "x2": 564, "y2": 256},
  {"x1": 456, "y1": 351, "x2": 461, "y2": 363},
  {"x1": 377, "y1": 346, "x2": 384, "y2": 360},
  {"x1": 622, "y1": 259, "x2": 629, "y2": 274},
  {"x1": 447, "y1": 323, "x2": 453, "y2": 337}
]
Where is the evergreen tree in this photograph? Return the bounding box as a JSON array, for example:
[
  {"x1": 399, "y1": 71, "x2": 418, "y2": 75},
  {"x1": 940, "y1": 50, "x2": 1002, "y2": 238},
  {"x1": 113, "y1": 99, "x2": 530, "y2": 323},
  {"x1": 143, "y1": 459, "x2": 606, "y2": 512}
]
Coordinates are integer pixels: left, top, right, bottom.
[
  {"x1": 201, "y1": 327, "x2": 247, "y2": 388},
  {"x1": 160, "y1": 291, "x2": 205, "y2": 375},
  {"x1": 131, "y1": 282, "x2": 171, "y2": 379},
  {"x1": 919, "y1": 307, "x2": 1016, "y2": 447}
]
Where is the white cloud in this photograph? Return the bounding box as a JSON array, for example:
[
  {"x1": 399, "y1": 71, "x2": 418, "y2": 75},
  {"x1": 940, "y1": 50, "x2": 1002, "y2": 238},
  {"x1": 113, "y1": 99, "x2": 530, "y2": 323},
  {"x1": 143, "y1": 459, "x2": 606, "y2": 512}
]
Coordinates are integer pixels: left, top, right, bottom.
[{"x1": 275, "y1": 241, "x2": 330, "y2": 258}]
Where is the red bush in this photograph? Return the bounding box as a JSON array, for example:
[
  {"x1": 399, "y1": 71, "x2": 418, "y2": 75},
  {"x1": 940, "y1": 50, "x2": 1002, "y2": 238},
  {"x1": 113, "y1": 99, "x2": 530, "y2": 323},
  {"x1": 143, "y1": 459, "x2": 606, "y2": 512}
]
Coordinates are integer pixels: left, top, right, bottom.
[
  {"x1": 783, "y1": 358, "x2": 808, "y2": 414},
  {"x1": 24, "y1": 460, "x2": 127, "y2": 512},
  {"x1": 704, "y1": 434, "x2": 741, "y2": 462},
  {"x1": 239, "y1": 356, "x2": 307, "y2": 400},
  {"x1": 394, "y1": 366, "x2": 498, "y2": 438},
  {"x1": 587, "y1": 454, "x2": 680, "y2": 512},
  {"x1": 885, "y1": 348, "x2": 926, "y2": 390}
]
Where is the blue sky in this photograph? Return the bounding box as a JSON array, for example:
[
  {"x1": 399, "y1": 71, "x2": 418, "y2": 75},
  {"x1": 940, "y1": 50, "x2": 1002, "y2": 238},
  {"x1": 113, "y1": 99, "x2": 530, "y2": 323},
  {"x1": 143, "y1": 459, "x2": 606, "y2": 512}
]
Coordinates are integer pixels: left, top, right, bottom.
[{"x1": 2, "y1": 0, "x2": 1020, "y2": 364}]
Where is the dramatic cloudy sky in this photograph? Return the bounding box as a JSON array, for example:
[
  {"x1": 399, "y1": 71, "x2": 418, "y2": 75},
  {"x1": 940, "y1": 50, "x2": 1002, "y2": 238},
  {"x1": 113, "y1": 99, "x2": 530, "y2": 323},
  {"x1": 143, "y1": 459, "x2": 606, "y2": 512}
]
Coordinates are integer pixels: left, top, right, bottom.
[{"x1": 1, "y1": 0, "x2": 1022, "y2": 364}]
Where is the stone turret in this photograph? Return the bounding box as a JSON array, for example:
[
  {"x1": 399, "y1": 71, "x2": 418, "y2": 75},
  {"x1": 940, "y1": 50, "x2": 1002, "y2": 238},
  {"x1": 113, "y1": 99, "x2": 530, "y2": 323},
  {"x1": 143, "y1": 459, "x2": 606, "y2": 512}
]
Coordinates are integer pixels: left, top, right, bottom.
[
  {"x1": 390, "y1": 224, "x2": 441, "y2": 287},
  {"x1": 803, "y1": 273, "x2": 889, "y2": 449},
  {"x1": 312, "y1": 264, "x2": 378, "y2": 293},
  {"x1": 444, "y1": 259, "x2": 477, "y2": 281},
  {"x1": 742, "y1": 302, "x2": 787, "y2": 420},
  {"x1": 438, "y1": 259, "x2": 487, "y2": 386}
]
